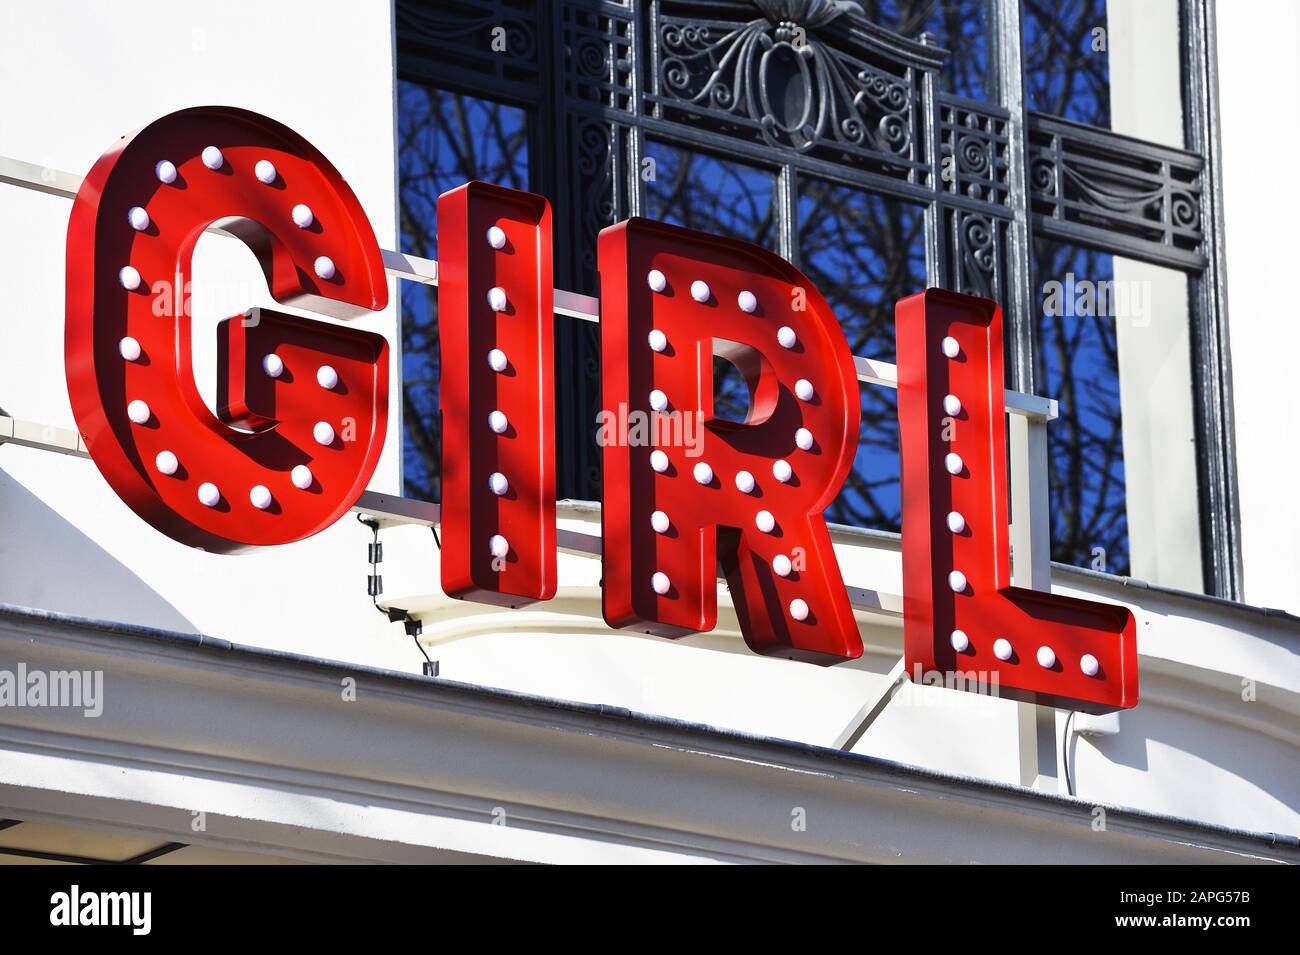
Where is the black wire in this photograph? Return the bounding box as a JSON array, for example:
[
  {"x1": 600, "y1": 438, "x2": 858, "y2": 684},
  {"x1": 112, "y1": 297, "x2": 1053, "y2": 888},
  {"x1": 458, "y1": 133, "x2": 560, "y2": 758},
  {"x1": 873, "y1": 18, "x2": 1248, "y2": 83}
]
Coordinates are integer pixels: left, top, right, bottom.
[
  {"x1": 356, "y1": 513, "x2": 433, "y2": 669},
  {"x1": 355, "y1": 513, "x2": 388, "y2": 618},
  {"x1": 1062, "y1": 710, "x2": 1077, "y2": 796}
]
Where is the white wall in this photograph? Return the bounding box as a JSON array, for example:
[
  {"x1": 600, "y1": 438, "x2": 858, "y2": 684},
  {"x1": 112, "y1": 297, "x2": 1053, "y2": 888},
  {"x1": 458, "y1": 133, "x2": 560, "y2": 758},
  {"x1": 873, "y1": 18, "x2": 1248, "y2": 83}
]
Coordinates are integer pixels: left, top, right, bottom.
[
  {"x1": 0, "y1": 0, "x2": 418, "y2": 669},
  {"x1": 0, "y1": 1, "x2": 1294, "y2": 848},
  {"x1": 1216, "y1": 1, "x2": 1300, "y2": 615}
]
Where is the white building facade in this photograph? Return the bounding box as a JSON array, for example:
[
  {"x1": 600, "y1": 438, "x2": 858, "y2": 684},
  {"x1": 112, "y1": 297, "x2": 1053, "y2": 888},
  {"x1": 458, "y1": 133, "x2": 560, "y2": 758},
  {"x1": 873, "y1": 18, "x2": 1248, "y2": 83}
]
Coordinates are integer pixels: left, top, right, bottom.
[{"x1": 0, "y1": 0, "x2": 1295, "y2": 864}]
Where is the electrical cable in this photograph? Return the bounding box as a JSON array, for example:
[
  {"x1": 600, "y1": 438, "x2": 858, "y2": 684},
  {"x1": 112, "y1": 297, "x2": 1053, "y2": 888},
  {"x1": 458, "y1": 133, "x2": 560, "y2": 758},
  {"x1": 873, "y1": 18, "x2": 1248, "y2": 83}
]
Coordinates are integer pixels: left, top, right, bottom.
[
  {"x1": 356, "y1": 512, "x2": 434, "y2": 672},
  {"x1": 1062, "y1": 710, "x2": 1077, "y2": 796}
]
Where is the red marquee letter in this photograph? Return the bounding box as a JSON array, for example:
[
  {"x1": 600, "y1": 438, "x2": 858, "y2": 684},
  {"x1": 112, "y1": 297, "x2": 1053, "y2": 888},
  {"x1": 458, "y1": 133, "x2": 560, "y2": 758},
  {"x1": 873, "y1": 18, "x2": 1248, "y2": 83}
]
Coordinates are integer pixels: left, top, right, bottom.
[
  {"x1": 436, "y1": 182, "x2": 557, "y2": 605},
  {"x1": 66, "y1": 106, "x2": 390, "y2": 552},
  {"x1": 599, "y1": 218, "x2": 862, "y2": 663},
  {"x1": 896, "y1": 289, "x2": 1138, "y2": 713}
]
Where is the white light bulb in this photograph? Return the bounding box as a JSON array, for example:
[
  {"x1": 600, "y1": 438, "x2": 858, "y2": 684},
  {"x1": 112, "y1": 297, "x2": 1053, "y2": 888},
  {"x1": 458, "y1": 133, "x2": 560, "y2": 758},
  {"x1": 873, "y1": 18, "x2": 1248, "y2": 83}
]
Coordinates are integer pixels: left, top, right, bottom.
[
  {"x1": 950, "y1": 629, "x2": 970, "y2": 653},
  {"x1": 250, "y1": 485, "x2": 273, "y2": 510},
  {"x1": 690, "y1": 279, "x2": 710, "y2": 303},
  {"x1": 737, "y1": 290, "x2": 757, "y2": 313},
  {"x1": 755, "y1": 510, "x2": 775, "y2": 533},
  {"x1": 1037, "y1": 646, "x2": 1057, "y2": 669},
  {"x1": 650, "y1": 510, "x2": 670, "y2": 534},
  {"x1": 118, "y1": 336, "x2": 142, "y2": 362},
  {"x1": 254, "y1": 159, "x2": 277, "y2": 184},
  {"x1": 772, "y1": 554, "x2": 792, "y2": 577},
  {"x1": 487, "y1": 286, "x2": 507, "y2": 311},
  {"x1": 197, "y1": 482, "x2": 221, "y2": 507},
  {"x1": 942, "y1": 335, "x2": 960, "y2": 358},
  {"x1": 945, "y1": 452, "x2": 964, "y2": 475},
  {"x1": 693, "y1": 461, "x2": 713, "y2": 485},
  {"x1": 946, "y1": 510, "x2": 966, "y2": 534},
  {"x1": 650, "y1": 449, "x2": 669, "y2": 473},
  {"x1": 1080, "y1": 653, "x2": 1100, "y2": 677},
  {"x1": 155, "y1": 450, "x2": 178, "y2": 476},
  {"x1": 772, "y1": 459, "x2": 793, "y2": 483},
  {"x1": 647, "y1": 329, "x2": 668, "y2": 352},
  {"x1": 993, "y1": 638, "x2": 1013, "y2": 661},
  {"x1": 789, "y1": 598, "x2": 810, "y2": 622},
  {"x1": 948, "y1": 569, "x2": 968, "y2": 592},
  {"x1": 735, "y1": 470, "x2": 756, "y2": 494},
  {"x1": 651, "y1": 571, "x2": 671, "y2": 595},
  {"x1": 314, "y1": 256, "x2": 336, "y2": 280},
  {"x1": 155, "y1": 159, "x2": 177, "y2": 184},
  {"x1": 126, "y1": 399, "x2": 150, "y2": 424},
  {"x1": 489, "y1": 535, "x2": 510, "y2": 559},
  {"x1": 488, "y1": 410, "x2": 509, "y2": 434},
  {"x1": 487, "y1": 348, "x2": 508, "y2": 372},
  {"x1": 943, "y1": 394, "x2": 962, "y2": 416},
  {"x1": 649, "y1": 389, "x2": 668, "y2": 413},
  {"x1": 647, "y1": 269, "x2": 667, "y2": 293},
  {"x1": 291, "y1": 465, "x2": 313, "y2": 489},
  {"x1": 486, "y1": 225, "x2": 506, "y2": 249},
  {"x1": 794, "y1": 378, "x2": 814, "y2": 401},
  {"x1": 313, "y1": 421, "x2": 335, "y2": 445},
  {"x1": 795, "y1": 427, "x2": 814, "y2": 451},
  {"x1": 777, "y1": 326, "x2": 797, "y2": 349},
  {"x1": 488, "y1": 472, "x2": 509, "y2": 496},
  {"x1": 201, "y1": 146, "x2": 224, "y2": 170},
  {"x1": 291, "y1": 203, "x2": 314, "y2": 228},
  {"x1": 119, "y1": 265, "x2": 142, "y2": 291},
  {"x1": 316, "y1": 365, "x2": 339, "y2": 390},
  {"x1": 262, "y1": 353, "x2": 284, "y2": 378},
  {"x1": 127, "y1": 206, "x2": 150, "y2": 231}
]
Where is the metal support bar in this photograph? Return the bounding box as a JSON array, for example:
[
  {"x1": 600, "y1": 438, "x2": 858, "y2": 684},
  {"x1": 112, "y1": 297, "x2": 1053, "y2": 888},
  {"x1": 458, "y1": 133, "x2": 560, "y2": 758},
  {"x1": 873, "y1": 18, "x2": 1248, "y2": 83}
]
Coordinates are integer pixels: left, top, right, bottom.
[
  {"x1": 1018, "y1": 703, "x2": 1061, "y2": 792},
  {"x1": 0, "y1": 154, "x2": 1056, "y2": 422},
  {"x1": 1007, "y1": 413, "x2": 1061, "y2": 792},
  {"x1": 832, "y1": 656, "x2": 909, "y2": 751}
]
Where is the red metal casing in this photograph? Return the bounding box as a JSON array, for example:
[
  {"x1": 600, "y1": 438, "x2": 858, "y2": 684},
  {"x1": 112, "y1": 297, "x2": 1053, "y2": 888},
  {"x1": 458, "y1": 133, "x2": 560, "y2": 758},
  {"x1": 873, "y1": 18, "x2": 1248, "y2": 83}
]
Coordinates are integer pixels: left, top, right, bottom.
[
  {"x1": 436, "y1": 182, "x2": 556, "y2": 605},
  {"x1": 65, "y1": 106, "x2": 389, "y2": 552},
  {"x1": 896, "y1": 288, "x2": 1138, "y2": 713},
  {"x1": 599, "y1": 218, "x2": 862, "y2": 664}
]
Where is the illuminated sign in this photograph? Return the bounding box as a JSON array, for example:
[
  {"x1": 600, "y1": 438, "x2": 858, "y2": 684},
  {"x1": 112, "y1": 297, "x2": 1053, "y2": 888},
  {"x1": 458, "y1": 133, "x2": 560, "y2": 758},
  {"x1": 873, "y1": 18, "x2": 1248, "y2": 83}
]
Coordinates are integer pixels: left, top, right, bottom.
[
  {"x1": 65, "y1": 106, "x2": 389, "y2": 551},
  {"x1": 64, "y1": 106, "x2": 1137, "y2": 712}
]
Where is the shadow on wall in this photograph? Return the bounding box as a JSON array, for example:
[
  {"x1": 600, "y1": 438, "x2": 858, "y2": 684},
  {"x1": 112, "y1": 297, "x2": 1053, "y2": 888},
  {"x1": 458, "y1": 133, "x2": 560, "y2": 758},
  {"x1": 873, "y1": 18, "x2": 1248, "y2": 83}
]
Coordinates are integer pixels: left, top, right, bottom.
[
  {"x1": 0, "y1": 468, "x2": 196, "y2": 633},
  {"x1": 1072, "y1": 695, "x2": 1300, "y2": 823}
]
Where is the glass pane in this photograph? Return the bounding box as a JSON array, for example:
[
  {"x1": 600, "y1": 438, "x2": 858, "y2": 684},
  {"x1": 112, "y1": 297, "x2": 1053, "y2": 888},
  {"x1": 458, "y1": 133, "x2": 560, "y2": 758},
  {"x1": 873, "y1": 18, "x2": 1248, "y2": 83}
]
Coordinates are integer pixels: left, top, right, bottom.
[
  {"x1": 396, "y1": 80, "x2": 528, "y2": 500},
  {"x1": 644, "y1": 142, "x2": 780, "y2": 432},
  {"x1": 1032, "y1": 240, "x2": 1203, "y2": 589},
  {"x1": 643, "y1": 141, "x2": 778, "y2": 249},
  {"x1": 1022, "y1": 0, "x2": 1185, "y2": 147},
  {"x1": 1022, "y1": 0, "x2": 1111, "y2": 126},
  {"x1": 861, "y1": 0, "x2": 990, "y2": 100},
  {"x1": 798, "y1": 180, "x2": 927, "y2": 532}
]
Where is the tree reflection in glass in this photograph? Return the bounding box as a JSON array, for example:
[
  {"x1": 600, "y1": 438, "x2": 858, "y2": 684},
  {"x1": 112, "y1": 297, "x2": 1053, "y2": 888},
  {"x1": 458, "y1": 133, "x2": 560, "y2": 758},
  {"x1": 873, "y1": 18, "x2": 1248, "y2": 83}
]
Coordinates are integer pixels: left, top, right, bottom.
[{"x1": 397, "y1": 81, "x2": 528, "y2": 500}]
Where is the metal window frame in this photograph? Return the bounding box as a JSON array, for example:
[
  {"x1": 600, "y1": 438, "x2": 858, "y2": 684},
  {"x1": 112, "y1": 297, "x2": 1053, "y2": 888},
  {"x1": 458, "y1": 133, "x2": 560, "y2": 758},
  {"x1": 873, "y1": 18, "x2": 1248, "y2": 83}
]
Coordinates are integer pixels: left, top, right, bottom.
[{"x1": 394, "y1": 0, "x2": 1238, "y2": 598}]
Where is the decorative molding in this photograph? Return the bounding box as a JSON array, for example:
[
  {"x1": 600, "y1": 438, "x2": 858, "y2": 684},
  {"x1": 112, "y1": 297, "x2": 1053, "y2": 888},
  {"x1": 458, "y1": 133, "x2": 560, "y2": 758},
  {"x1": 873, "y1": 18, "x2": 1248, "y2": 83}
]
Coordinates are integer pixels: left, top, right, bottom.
[
  {"x1": 1027, "y1": 112, "x2": 1206, "y2": 269},
  {"x1": 652, "y1": 0, "x2": 927, "y2": 179},
  {"x1": 0, "y1": 604, "x2": 1295, "y2": 863},
  {"x1": 396, "y1": 0, "x2": 541, "y2": 100},
  {"x1": 938, "y1": 95, "x2": 1011, "y2": 207}
]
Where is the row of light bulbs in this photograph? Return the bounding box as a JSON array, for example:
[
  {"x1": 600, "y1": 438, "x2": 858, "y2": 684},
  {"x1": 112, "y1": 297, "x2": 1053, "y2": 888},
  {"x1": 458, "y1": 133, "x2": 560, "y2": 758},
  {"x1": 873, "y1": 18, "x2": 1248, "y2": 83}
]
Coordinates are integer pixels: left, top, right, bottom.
[
  {"x1": 483, "y1": 224, "x2": 514, "y2": 566},
  {"x1": 119, "y1": 147, "x2": 345, "y2": 512},
  {"x1": 641, "y1": 269, "x2": 815, "y2": 624},
  {"x1": 939, "y1": 333, "x2": 1100, "y2": 679}
]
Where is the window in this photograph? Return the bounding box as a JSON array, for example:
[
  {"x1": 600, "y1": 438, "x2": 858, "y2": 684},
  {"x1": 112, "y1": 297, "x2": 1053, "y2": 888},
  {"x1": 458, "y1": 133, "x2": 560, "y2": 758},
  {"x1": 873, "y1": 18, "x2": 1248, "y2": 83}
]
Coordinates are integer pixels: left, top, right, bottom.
[
  {"x1": 396, "y1": 81, "x2": 528, "y2": 500},
  {"x1": 396, "y1": 0, "x2": 1237, "y2": 598},
  {"x1": 797, "y1": 180, "x2": 926, "y2": 529},
  {"x1": 643, "y1": 142, "x2": 779, "y2": 248}
]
